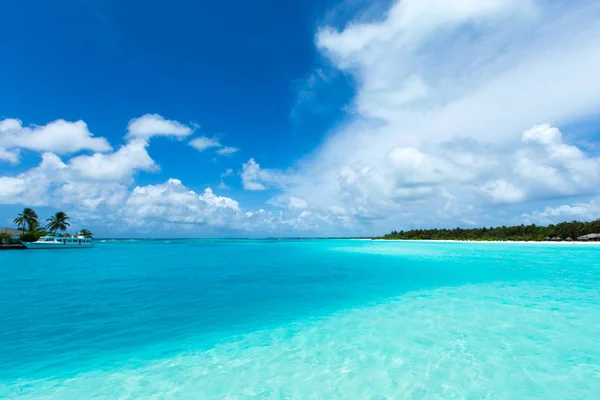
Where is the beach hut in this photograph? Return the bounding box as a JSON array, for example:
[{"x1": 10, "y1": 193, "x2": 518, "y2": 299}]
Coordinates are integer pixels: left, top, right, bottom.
[{"x1": 577, "y1": 233, "x2": 600, "y2": 242}]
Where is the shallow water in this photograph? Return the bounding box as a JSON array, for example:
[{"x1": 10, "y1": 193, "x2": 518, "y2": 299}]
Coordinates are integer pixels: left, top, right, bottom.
[{"x1": 1, "y1": 240, "x2": 599, "y2": 398}]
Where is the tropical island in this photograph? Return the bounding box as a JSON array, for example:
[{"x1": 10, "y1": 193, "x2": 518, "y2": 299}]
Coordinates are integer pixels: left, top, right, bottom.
[
  {"x1": 375, "y1": 220, "x2": 600, "y2": 242},
  {"x1": 0, "y1": 207, "x2": 93, "y2": 248}
]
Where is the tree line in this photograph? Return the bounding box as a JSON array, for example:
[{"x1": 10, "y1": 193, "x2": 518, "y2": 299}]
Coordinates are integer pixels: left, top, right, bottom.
[
  {"x1": 10, "y1": 207, "x2": 93, "y2": 242},
  {"x1": 376, "y1": 220, "x2": 600, "y2": 241}
]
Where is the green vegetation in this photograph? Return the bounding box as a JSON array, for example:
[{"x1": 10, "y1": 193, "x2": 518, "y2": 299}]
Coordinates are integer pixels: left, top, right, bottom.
[
  {"x1": 13, "y1": 208, "x2": 39, "y2": 236},
  {"x1": 45, "y1": 211, "x2": 71, "y2": 234},
  {"x1": 79, "y1": 229, "x2": 93, "y2": 239},
  {"x1": 7, "y1": 208, "x2": 93, "y2": 243},
  {"x1": 377, "y1": 220, "x2": 600, "y2": 241},
  {"x1": 0, "y1": 232, "x2": 11, "y2": 244}
]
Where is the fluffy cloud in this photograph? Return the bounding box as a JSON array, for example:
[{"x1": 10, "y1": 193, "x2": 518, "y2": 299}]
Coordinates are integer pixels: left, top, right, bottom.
[
  {"x1": 123, "y1": 178, "x2": 241, "y2": 227},
  {"x1": 523, "y1": 197, "x2": 600, "y2": 225},
  {"x1": 0, "y1": 148, "x2": 19, "y2": 164},
  {"x1": 0, "y1": 118, "x2": 111, "y2": 163},
  {"x1": 240, "y1": 158, "x2": 282, "y2": 191},
  {"x1": 189, "y1": 136, "x2": 222, "y2": 152},
  {"x1": 480, "y1": 180, "x2": 526, "y2": 204},
  {"x1": 246, "y1": 0, "x2": 600, "y2": 233},
  {"x1": 0, "y1": 152, "x2": 131, "y2": 209},
  {"x1": 0, "y1": 176, "x2": 27, "y2": 200},
  {"x1": 69, "y1": 139, "x2": 157, "y2": 182},
  {"x1": 127, "y1": 114, "x2": 193, "y2": 139},
  {"x1": 0, "y1": 116, "x2": 162, "y2": 212},
  {"x1": 189, "y1": 136, "x2": 239, "y2": 156},
  {"x1": 288, "y1": 197, "x2": 308, "y2": 210}
]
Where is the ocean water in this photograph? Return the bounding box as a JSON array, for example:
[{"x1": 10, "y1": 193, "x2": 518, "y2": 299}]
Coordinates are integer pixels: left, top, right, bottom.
[{"x1": 1, "y1": 240, "x2": 599, "y2": 399}]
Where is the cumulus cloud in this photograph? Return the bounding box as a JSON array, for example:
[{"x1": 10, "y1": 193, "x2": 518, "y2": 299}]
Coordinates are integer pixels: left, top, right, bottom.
[
  {"x1": 0, "y1": 118, "x2": 111, "y2": 163},
  {"x1": 0, "y1": 148, "x2": 20, "y2": 164},
  {"x1": 69, "y1": 139, "x2": 158, "y2": 182},
  {"x1": 240, "y1": 158, "x2": 281, "y2": 191},
  {"x1": 248, "y1": 0, "x2": 600, "y2": 233},
  {"x1": 0, "y1": 117, "x2": 161, "y2": 212},
  {"x1": 523, "y1": 197, "x2": 600, "y2": 225},
  {"x1": 480, "y1": 180, "x2": 526, "y2": 204},
  {"x1": 0, "y1": 176, "x2": 27, "y2": 201},
  {"x1": 0, "y1": 152, "x2": 126, "y2": 210},
  {"x1": 127, "y1": 114, "x2": 193, "y2": 139},
  {"x1": 123, "y1": 179, "x2": 241, "y2": 227}
]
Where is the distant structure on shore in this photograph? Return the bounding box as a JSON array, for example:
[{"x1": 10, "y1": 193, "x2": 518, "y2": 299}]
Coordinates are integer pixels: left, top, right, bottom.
[
  {"x1": 377, "y1": 220, "x2": 600, "y2": 242},
  {"x1": 1, "y1": 208, "x2": 94, "y2": 250},
  {"x1": 0, "y1": 227, "x2": 21, "y2": 236},
  {"x1": 577, "y1": 233, "x2": 600, "y2": 242}
]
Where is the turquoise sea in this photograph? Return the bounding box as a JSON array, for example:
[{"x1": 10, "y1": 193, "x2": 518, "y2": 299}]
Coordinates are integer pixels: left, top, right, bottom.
[{"x1": 1, "y1": 239, "x2": 599, "y2": 399}]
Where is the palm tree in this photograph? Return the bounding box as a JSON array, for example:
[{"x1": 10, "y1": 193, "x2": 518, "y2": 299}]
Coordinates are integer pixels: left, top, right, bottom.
[
  {"x1": 29, "y1": 220, "x2": 46, "y2": 234},
  {"x1": 13, "y1": 208, "x2": 39, "y2": 236},
  {"x1": 46, "y1": 212, "x2": 71, "y2": 234},
  {"x1": 79, "y1": 229, "x2": 93, "y2": 238}
]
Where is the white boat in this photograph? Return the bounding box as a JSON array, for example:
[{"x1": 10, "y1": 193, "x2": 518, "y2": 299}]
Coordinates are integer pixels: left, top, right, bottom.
[{"x1": 22, "y1": 235, "x2": 93, "y2": 249}]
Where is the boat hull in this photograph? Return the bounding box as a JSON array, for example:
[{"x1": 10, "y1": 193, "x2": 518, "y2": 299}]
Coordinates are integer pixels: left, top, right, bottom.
[{"x1": 22, "y1": 242, "x2": 93, "y2": 249}]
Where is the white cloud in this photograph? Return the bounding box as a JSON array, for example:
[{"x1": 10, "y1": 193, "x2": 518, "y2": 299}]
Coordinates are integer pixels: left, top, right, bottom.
[
  {"x1": 0, "y1": 151, "x2": 134, "y2": 210},
  {"x1": 0, "y1": 115, "x2": 163, "y2": 213},
  {"x1": 69, "y1": 139, "x2": 158, "y2": 182},
  {"x1": 0, "y1": 176, "x2": 27, "y2": 201},
  {"x1": 241, "y1": 158, "x2": 279, "y2": 191},
  {"x1": 480, "y1": 180, "x2": 526, "y2": 204},
  {"x1": 189, "y1": 137, "x2": 240, "y2": 157},
  {"x1": 217, "y1": 181, "x2": 229, "y2": 190},
  {"x1": 220, "y1": 168, "x2": 234, "y2": 178},
  {"x1": 216, "y1": 146, "x2": 239, "y2": 156},
  {"x1": 514, "y1": 124, "x2": 600, "y2": 198},
  {"x1": 53, "y1": 182, "x2": 128, "y2": 211},
  {"x1": 189, "y1": 136, "x2": 222, "y2": 152},
  {"x1": 252, "y1": 0, "x2": 600, "y2": 233},
  {"x1": 0, "y1": 118, "x2": 22, "y2": 132},
  {"x1": 127, "y1": 114, "x2": 193, "y2": 139},
  {"x1": 523, "y1": 197, "x2": 600, "y2": 224},
  {"x1": 0, "y1": 118, "x2": 111, "y2": 163},
  {"x1": 0, "y1": 148, "x2": 19, "y2": 164},
  {"x1": 123, "y1": 179, "x2": 240, "y2": 227},
  {"x1": 288, "y1": 197, "x2": 309, "y2": 210},
  {"x1": 241, "y1": 159, "x2": 266, "y2": 190}
]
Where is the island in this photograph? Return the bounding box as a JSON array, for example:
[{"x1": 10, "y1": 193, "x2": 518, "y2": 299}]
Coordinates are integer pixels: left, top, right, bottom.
[{"x1": 375, "y1": 220, "x2": 600, "y2": 242}]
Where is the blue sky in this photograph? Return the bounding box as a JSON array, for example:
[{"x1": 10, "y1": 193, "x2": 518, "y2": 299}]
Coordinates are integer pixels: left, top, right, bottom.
[{"x1": 2, "y1": 0, "x2": 600, "y2": 237}]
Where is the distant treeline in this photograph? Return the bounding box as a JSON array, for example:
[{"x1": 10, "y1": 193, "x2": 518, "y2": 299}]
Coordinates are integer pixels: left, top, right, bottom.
[{"x1": 376, "y1": 220, "x2": 600, "y2": 241}]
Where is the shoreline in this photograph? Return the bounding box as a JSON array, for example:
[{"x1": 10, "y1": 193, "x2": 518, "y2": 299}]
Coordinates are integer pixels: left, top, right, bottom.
[{"x1": 369, "y1": 239, "x2": 600, "y2": 245}]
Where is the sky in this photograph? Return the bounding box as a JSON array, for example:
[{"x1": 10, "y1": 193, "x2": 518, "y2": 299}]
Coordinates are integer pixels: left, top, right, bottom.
[{"x1": 1, "y1": 0, "x2": 600, "y2": 238}]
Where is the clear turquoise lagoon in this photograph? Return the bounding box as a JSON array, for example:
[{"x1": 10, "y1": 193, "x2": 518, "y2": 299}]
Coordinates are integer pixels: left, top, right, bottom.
[{"x1": 1, "y1": 240, "x2": 599, "y2": 399}]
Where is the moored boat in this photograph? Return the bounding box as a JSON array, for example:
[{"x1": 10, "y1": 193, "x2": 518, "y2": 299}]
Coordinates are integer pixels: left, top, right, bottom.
[{"x1": 22, "y1": 235, "x2": 93, "y2": 249}]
